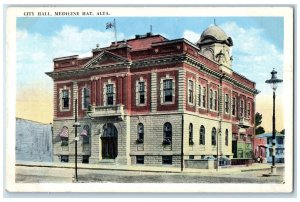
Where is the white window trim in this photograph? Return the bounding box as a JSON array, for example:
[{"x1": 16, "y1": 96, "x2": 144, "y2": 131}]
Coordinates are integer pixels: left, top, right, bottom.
[
  {"x1": 240, "y1": 98, "x2": 245, "y2": 118},
  {"x1": 136, "y1": 77, "x2": 147, "y2": 106},
  {"x1": 59, "y1": 86, "x2": 71, "y2": 112},
  {"x1": 187, "y1": 79, "x2": 195, "y2": 106},
  {"x1": 103, "y1": 79, "x2": 116, "y2": 106},
  {"x1": 160, "y1": 74, "x2": 175, "y2": 105},
  {"x1": 81, "y1": 86, "x2": 90, "y2": 110}
]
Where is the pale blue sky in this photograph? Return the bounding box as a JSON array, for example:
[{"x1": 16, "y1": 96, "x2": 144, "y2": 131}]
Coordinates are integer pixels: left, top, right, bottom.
[{"x1": 16, "y1": 17, "x2": 284, "y2": 96}]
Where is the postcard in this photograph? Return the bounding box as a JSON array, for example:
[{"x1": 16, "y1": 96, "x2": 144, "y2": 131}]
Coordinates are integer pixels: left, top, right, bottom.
[{"x1": 5, "y1": 6, "x2": 294, "y2": 193}]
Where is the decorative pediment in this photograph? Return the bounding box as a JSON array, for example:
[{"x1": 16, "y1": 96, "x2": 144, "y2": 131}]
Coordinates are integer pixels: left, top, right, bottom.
[{"x1": 83, "y1": 51, "x2": 130, "y2": 69}]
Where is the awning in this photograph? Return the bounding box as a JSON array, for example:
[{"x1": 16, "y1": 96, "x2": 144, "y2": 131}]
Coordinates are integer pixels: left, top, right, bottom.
[
  {"x1": 59, "y1": 127, "x2": 69, "y2": 138},
  {"x1": 80, "y1": 129, "x2": 88, "y2": 136}
]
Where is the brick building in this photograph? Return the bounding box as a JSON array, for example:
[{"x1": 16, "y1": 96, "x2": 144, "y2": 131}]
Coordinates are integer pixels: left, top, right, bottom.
[{"x1": 46, "y1": 25, "x2": 259, "y2": 168}]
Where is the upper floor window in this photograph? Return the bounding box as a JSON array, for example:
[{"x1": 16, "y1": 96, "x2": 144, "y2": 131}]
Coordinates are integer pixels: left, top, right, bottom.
[
  {"x1": 225, "y1": 129, "x2": 229, "y2": 146},
  {"x1": 200, "y1": 125, "x2": 205, "y2": 145},
  {"x1": 188, "y1": 80, "x2": 194, "y2": 104},
  {"x1": 225, "y1": 94, "x2": 229, "y2": 114},
  {"x1": 232, "y1": 97, "x2": 236, "y2": 116},
  {"x1": 137, "y1": 123, "x2": 144, "y2": 143},
  {"x1": 106, "y1": 84, "x2": 114, "y2": 105},
  {"x1": 247, "y1": 102, "x2": 251, "y2": 118},
  {"x1": 211, "y1": 127, "x2": 217, "y2": 146},
  {"x1": 163, "y1": 122, "x2": 172, "y2": 145},
  {"x1": 189, "y1": 123, "x2": 193, "y2": 145},
  {"x1": 62, "y1": 89, "x2": 70, "y2": 110},
  {"x1": 214, "y1": 91, "x2": 217, "y2": 111},
  {"x1": 209, "y1": 89, "x2": 213, "y2": 110},
  {"x1": 202, "y1": 87, "x2": 206, "y2": 108},
  {"x1": 82, "y1": 88, "x2": 90, "y2": 109},
  {"x1": 163, "y1": 79, "x2": 173, "y2": 102},
  {"x1": 198, "y1": 85, "x2": 201, "y2": 107},
  {"x1": 240, "y1": 99, "x2": 244, "y2": 117},
  {"x1": 139, "y1": 82, "x2": 145, "y2": 104}
]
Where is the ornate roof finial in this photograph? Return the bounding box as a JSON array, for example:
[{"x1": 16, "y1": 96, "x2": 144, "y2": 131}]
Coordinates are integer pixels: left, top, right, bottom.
[{"x1": 96, "y1": 43, "x2": 100, "y2": 49}]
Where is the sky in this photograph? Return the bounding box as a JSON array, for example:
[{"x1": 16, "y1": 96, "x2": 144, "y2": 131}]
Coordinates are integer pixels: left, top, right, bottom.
[{"x1": 16, "y1": 17, "x2": 284, "y2": 132}]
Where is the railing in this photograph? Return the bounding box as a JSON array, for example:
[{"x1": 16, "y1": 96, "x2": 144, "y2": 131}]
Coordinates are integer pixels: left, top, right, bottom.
[{"x1": 87, "y1": 104, "x2": 125, "y2": 120}]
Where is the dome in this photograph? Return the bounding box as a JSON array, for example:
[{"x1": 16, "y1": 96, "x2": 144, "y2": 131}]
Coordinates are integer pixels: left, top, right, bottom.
[{"x1": 197, "y1": 25, "x2": 233, "y2": 46}]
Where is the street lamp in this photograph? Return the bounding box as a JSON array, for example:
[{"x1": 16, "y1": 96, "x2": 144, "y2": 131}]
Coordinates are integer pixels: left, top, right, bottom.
[
  {"x1": 73, "y1": 99, "x2": 81, "y2": 182},
  {"x1": 265, "y1": 69, "x2": 282, "y2": 175}
]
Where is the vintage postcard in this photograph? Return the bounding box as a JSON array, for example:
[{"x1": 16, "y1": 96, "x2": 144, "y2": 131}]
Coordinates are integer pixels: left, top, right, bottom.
[{"x1": 5, "y1": 6, "x2": 294, "y2": 193}]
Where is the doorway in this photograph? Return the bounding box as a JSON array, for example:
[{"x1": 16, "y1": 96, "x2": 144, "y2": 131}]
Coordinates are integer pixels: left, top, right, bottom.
[{"x1": 101, "y1": 123, "x2": 118, "y2": 159}]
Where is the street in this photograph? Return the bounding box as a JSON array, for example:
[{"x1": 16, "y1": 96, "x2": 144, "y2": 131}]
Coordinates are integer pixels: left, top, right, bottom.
[{"x1": 15, "y1": 165, "x2": 285, "y2": 183}]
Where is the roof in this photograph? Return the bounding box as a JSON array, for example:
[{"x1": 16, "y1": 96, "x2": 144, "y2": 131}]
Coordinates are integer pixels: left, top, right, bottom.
[
  {"x1": 197, "y1": 25, "x2": 233, "y2": 46},
  {"x1": 256, "y1": 133, "x2": 285, "y2": 138}
]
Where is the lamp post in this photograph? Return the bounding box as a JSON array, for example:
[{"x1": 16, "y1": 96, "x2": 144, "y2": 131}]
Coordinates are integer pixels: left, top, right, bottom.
[
  {"x1": 265, "y1": 69, "x2": 282, "y2": 175},
  {"x1": 73, "y1": 99, "x2": 81, "y2": 182}
]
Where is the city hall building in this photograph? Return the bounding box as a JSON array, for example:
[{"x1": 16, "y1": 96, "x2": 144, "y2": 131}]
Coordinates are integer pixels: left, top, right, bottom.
[{"x1": 46, "y1": 25, "x2": 259, "y2": 168}]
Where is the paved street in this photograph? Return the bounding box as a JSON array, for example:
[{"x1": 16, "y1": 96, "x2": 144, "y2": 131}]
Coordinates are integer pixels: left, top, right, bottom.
[{"x1": 15, "y1": 165, "x2": 284, "y2": 183}]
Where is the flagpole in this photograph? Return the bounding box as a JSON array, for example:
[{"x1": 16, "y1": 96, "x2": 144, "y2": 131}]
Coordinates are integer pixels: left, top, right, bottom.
[{"x1": 114, "y1": 18, "x2": 117, "y2": 45}]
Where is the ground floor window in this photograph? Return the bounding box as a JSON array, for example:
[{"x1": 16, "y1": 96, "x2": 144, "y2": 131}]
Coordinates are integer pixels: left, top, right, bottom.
[
  {"x1": 162, "y1": 155, "x2": 172, "y2": 165},
  {"x1": 189, "y1": 155, "x2": 194, "y2": 160},
  {"x1": 136, "y1": 155, "x2": 144, "y2": 164},
  {"x1": 61, "y1": 155, "x2": 69, "y2": 163},
  {"x1": 82, "y1": 155, "x2": 89, "y2": 164}
]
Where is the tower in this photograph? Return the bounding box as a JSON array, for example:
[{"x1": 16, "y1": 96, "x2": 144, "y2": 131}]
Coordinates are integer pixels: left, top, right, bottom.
[{"x1": 197, "y1": 25, "x2": 233, "y2": 74}]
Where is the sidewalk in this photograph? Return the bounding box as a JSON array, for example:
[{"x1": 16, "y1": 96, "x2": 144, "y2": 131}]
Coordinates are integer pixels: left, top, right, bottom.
[{"x1": 16, "y1": 161, "x2": 284, "y2": 174}]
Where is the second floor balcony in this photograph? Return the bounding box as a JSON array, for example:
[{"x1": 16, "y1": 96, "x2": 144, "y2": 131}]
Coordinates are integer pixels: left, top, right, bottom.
[
  {"x1": 238, "y1": 117, "x2": 251, "y2": 128},
  {"x1": 87, "y1": 104, "x2": 125, "y2": 120}
]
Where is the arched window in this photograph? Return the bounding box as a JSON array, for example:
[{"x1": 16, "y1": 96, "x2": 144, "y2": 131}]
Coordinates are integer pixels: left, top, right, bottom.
[
  {"x1": 163, "y1": 122, "x2": 172, "y2": 145},
  {"x1": 137, "y1": 123, "x2": 144, "y2": 143},
  {"x1": 225, "y1": 129, "x2": 229, "y2": 146},
  {"x1": 189, "y1": 123, "x2": 193, "y2": 145},
  {"x1": 200, "y1": 125, "x2": 205, "y2": 145},
  {"x1": 81, "y1": 125, "x2": 90, "y2": 144},
  {"x1": 211, "y1": 127, "x2": 216, "y2": 146},
  {"x1": 60, "y1": 126, "x2": 69, "y2": 146}
]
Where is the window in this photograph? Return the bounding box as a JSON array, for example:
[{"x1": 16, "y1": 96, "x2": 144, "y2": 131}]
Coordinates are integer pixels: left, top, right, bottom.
[
  {"x1": 198, "y1": 85, "x2": 201, "y2": 106},
  {"x1": 240, "y1": 99, "x2": 244, "y2": 117},
  {"x1": 189, "y1": 123, "x2": 193, "y2": 145},
  {"x1": 189, "y1": 155, "x2": 194, "y2": 160},
  {"x1": 277, "y1": 137, "x2": 284, "y2": 144},
  {"x1": 81, "y1": 125, "x2": 90, "y2": 144},
  {"x1": 202, "y1": 87, "x2": 206, "y2": 108},
  {"x1": 162, "y1": 156, "x2": 172, "y2": 165},
  {"x1": 82, "y1": 155, "x2": 89, "y2": 164},
  {"x1": 137, "y1": 123, "x2": 144, "y2": 143},
  {"x1": 214, "y1": 91, "x2": 217, "y2": 111},
  {"x1": 62, "y1": 90, "x2": 69, "y2": 109},
  {"x1": 225, "y1": 94, "x2": 229, "y2": 114},
  {"x1": 61, "y1": 155, "x2": 69, "y2": 163},
  {"x1": 106, "y1": 84, "x2": 114, "y2": 105},
  {"x1": 232, "y1": 97, "x2": 236, "y2": 116},
  {"x1": 163, "y1": 122, "x2": 172, "y2": 145},
  {"x1": 211, "y1": 127, "x2": 216, "y2": 146},
  {"x1": 209, "y1": 89, "x2": 213, "y2": 110},
  {"x1": 240, "y1": 134, "x2": 246, "y2": 140},
  {"x1": 60, "y1": 126, "x2": 69, "y2": 146},
  {"x1": 136, "y1": 156, "x2": 144, "y2": 164},
  {"x1": 225, "y1": 129, "x2": 229, "y2": 146},
  {"x1": 188, "y1": 80, "x2": 194, "y2": 104},
  {"x1": 138, "y1": 82, "x2": 145, "y2": 104},
  {"x1": 82, "y1": 88, "x2": 90, "y2": 109},
  {"x1": 200, "y1": 125, "x2": 205, "y2": 145},
  {"x1": 163, "y1": 79, "x2": 173, "y2": 102},
  {"x1": 247, "y1": 102, "x2": 251, "y2": 118}
]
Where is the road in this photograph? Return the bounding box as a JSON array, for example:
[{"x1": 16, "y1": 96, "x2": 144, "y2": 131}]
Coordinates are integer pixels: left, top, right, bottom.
[{"x1": 15, "y1": 165, "x2": 285, "y2": 183}]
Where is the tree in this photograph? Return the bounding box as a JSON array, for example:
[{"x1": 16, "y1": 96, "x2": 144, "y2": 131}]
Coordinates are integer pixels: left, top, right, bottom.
[
  {"x1": 255, "y1": 112, "x2": 265, "y2": 135},
  {"x1": 280, "y1": 129, "x2": 285, "y2": 135}
]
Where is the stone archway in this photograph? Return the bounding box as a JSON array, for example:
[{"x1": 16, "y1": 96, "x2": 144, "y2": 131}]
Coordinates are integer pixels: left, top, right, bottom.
[{"x1": 101, "y1": 123, "x2": 118, "y2": 159}]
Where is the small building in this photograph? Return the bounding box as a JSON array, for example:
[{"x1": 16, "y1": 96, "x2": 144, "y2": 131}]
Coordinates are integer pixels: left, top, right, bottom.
[
  {"x1": 16, "y1": 118, "x2": 53, "y2": 162},
  {"x1": 46, "y1": 24, "x2": 259, "y2": 168},
  {"x1": 253, "y1": 135, "x2": 267, "y2": 162},
  {"x1": 256, "y1": 133, "x2": 285, "y2": 163}
]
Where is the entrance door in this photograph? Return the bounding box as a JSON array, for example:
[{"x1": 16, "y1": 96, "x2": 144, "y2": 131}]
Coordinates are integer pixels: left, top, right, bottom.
[{"x1": 101, "y1": 123, "x2": 118, "y2": 159}]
